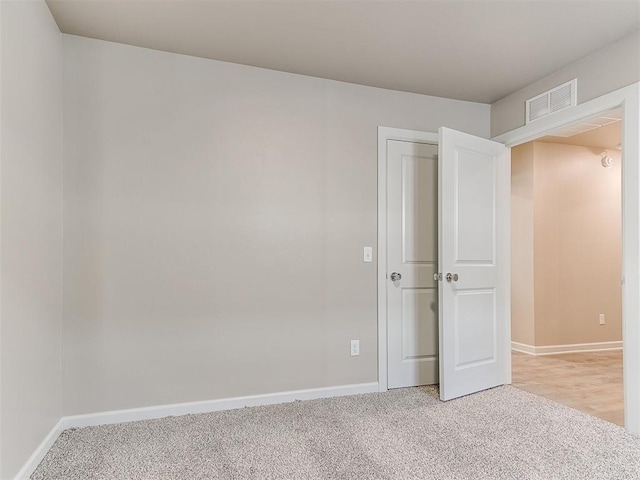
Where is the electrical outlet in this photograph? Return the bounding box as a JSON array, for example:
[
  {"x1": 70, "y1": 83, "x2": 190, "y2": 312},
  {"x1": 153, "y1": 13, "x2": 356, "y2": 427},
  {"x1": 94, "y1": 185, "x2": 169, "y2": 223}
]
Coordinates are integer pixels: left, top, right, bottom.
[
  {"x1": 599, "y1": 313, "x2": 605, "y2": 325},
  {"x1": 350, "y1": 340, "x2": 360, "y2": 356}
]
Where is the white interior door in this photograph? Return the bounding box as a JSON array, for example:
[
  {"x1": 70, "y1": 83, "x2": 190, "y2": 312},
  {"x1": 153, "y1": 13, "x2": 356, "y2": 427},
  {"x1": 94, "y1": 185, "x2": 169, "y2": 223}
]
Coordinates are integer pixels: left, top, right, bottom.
[
  {"x1": 438, "y1": 127, "x2": 509, "y2": 401},
  {"x1": 387, "y1": 140, "x2": 439, "y2": 389}
]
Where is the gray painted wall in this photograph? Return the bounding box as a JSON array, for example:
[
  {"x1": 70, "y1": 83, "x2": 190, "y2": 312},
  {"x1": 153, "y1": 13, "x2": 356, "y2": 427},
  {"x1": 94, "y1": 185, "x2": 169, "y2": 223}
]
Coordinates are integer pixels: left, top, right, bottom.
[
  {"x1": 0, "y1": 2, "x2": 63, "y2": 478},
  {"x1": 491, "y1": 30, "x2": 640, "y2": 137},
  {"x1": 62, "y1": 35, "x2": 490, "y2": 416}
]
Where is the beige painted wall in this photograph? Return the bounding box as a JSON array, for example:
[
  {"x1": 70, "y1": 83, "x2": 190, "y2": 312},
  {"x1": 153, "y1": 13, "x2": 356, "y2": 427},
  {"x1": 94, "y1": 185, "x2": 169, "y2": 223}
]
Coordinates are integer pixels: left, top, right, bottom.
[
  {"x1": 0, "y1": 1, "x2": 63, "y2": 478},
  {"x1": 492, "y1": 30, "x2": 640, "y2": 137},
  {"x1": 62, "y1": 35, "x2": 490, "y2": 416},
  {"x1": 510, "y1": 143, "x2": 535, "y2": 346},
  {"x1": 511, "y1": 141, "x2": 622, "y2": 347},
  {"x1": 534, "y1": 142, "x2": 622, "y2": 346}
]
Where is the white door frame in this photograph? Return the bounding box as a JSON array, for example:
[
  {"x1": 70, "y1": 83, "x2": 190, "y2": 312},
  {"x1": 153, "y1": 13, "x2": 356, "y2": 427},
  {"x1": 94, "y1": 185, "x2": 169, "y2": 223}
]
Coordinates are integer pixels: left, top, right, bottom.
[
  {"x1": 493, "y1": 82, "x2": 640, "y2": 435},
  {"x1": 378, "y1": 83, "x2": 639, "y2": 434},
  {"x1": 377, "y1": 127, "x2": 439, "y2": 392}
]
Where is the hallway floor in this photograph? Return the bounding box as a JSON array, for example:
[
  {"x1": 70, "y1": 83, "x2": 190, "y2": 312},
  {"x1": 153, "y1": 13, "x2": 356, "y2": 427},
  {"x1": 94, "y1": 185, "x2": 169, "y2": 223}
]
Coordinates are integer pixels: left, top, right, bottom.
[{"x1": 511, "y1": 350, "x2": 624, "y2": 426}]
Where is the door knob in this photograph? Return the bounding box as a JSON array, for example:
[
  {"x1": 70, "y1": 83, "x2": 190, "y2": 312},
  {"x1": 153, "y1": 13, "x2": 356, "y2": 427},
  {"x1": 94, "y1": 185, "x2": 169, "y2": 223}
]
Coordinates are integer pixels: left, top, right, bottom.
[
  {"x1": 390, "y1": 272, "x2": 402, "y2": 282},
  {"x1": 445, "y1": 273, "x2": 459, "y2": 282}
]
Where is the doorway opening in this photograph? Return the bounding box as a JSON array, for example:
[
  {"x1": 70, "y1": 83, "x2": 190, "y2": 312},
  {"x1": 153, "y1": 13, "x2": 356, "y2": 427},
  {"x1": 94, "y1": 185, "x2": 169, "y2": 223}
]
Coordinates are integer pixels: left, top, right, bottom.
[{"x1": 509, "y1": 108, "x2": 624, "y2": 426}]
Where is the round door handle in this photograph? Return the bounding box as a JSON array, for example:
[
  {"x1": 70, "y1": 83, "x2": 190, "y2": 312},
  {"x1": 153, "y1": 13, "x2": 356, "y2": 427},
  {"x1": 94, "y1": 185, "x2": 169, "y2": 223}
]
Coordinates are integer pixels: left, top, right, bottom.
[
  {"x1": 445, "y1": 273, "x2": 459, "y2": 282},
  {"x1": 390, "y1": 272, "x2": 402, "y2": 282}
]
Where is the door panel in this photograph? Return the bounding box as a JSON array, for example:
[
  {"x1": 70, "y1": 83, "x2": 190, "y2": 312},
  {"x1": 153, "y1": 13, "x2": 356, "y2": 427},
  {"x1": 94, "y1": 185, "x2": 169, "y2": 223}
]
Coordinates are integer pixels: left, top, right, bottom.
[
  {"x1": 454, "y1": 149, "x2": 495, "y2": 263},
  {"x1": 438, "y1": 127, "x2": 508, "y2": 401},
  {"x1": 402, "y1": 289, "x2": 439, "y2": 359},
  {"x1": 402, "y1": 155, "x2": 438, "y2": 263},
  {"x1": 387, "y1": 140, "x2": 438, "y2": 389},
  {"x1": 454, "y1": 290, "x2": 496, "y2": 368}
]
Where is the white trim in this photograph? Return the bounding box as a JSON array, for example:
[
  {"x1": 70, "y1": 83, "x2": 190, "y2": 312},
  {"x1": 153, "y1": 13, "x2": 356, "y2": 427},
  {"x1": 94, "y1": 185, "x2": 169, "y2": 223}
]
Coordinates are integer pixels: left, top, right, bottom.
[
  {"x1": 13, "y1": 419, "x2": 65, "y2": 480},
  {"x1": 511, "y1": 342, "x2": 537, "y2": 355},
  {"x1": 377, "y1": 127, "x2": 438, "y2": 393},
  {"x1": 494, "y1": 82, "x2": 640, "y2": 436},
  {"x1": 512, "y1": 341, "x2": 623, "y2": 356},
  {"x1": 63, "y1": 382, "x2": 378, "y2": 429},
  {"x1": 13, "y1": 382, "x2": 378, "y2": 478},
  {"x1": 493, "y1": 84, "x2": 637, "y2": 147}
]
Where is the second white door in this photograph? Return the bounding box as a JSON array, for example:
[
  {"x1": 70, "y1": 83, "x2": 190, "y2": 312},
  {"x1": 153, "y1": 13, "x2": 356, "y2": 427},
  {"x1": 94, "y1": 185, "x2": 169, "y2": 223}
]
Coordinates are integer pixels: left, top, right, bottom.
[{"x1": 387, "y1": 139, "x2": 439, "y2": 389}]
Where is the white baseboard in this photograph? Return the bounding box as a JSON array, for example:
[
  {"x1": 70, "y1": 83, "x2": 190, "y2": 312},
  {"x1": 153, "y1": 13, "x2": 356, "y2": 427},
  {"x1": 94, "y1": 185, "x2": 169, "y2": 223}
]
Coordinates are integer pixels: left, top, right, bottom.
[
  {"x1": 13, "y1": 418, "x2": 65, "y2": 480},
  {"x1": 13, "y1": 381, "x2": 379, "y2": 479},
  {"x1": 512, "y1": 340, "x2": 623, "y2": 356},
  {"x1": 511, "y1": 342, "x2": 537, "y2": 355},
  {"x1": 62, "y1": 382, "x2": 379, "y2": 429}
]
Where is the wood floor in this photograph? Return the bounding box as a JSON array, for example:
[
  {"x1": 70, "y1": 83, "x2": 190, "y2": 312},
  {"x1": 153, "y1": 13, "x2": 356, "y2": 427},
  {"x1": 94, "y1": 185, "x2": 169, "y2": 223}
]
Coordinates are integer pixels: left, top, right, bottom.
[{"x1": 511, "y1": 350, "x2": 624, "y2": 426}]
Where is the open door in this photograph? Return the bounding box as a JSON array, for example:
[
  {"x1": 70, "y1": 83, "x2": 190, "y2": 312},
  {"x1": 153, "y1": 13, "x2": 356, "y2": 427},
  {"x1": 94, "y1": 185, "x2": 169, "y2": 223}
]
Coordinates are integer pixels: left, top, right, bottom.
[{"x1": 438, "y1": 127, "x2": 510, "y2": 401}]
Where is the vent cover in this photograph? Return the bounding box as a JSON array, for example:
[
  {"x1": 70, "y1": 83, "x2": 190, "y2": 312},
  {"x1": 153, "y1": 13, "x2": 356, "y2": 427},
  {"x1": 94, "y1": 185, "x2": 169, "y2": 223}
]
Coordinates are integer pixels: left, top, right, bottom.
[{"x1": 526, "y1": 79, "x2": 577, "y2": 124}]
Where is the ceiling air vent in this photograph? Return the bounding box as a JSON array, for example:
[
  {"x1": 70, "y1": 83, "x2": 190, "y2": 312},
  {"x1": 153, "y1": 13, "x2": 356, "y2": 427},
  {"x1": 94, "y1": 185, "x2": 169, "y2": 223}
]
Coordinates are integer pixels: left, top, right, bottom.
[{"x1": 525, "y1": 79, "x2": 577, "y2": 124}]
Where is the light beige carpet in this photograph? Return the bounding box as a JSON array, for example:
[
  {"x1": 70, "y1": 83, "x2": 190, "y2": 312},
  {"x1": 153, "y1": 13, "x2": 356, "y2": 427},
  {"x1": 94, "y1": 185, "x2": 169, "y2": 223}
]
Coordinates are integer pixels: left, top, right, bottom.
[{"x1": 31, "y1": 386, "x2": 640, "y2": 479}]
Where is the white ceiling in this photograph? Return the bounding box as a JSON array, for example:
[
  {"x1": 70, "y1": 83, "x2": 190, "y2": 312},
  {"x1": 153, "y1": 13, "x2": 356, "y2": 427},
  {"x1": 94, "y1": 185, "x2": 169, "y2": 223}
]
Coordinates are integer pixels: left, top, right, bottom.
[
  {"x1": 46, "y1": 0, "x2": 640, "y2": 104},
  {"x1": 539, "y1": 110, "x2": 622, "y2": 149}
]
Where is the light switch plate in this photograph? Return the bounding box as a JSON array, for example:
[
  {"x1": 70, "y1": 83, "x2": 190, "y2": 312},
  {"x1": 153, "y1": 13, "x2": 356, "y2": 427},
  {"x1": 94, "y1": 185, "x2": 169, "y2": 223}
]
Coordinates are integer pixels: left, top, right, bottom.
[{"x1": 363, "y1": 247, "x2": 373, "y2": 263}]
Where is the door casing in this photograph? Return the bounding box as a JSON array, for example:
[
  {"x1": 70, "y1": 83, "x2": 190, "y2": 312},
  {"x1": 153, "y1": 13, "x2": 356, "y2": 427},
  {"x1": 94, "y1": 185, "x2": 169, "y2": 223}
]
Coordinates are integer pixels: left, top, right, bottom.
[
  {"x1": 493, "y1": 82, "x2": 640, "y2": 436},
  {"x1": 377, "y1": 128, "x2": 439, "y2": 392},
  {"x1": 377, "y1": 81, "x2": 640, "y2": 436},
  {"x1": 377, "y1": 127, "x2": 511, "y2": 394}
]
